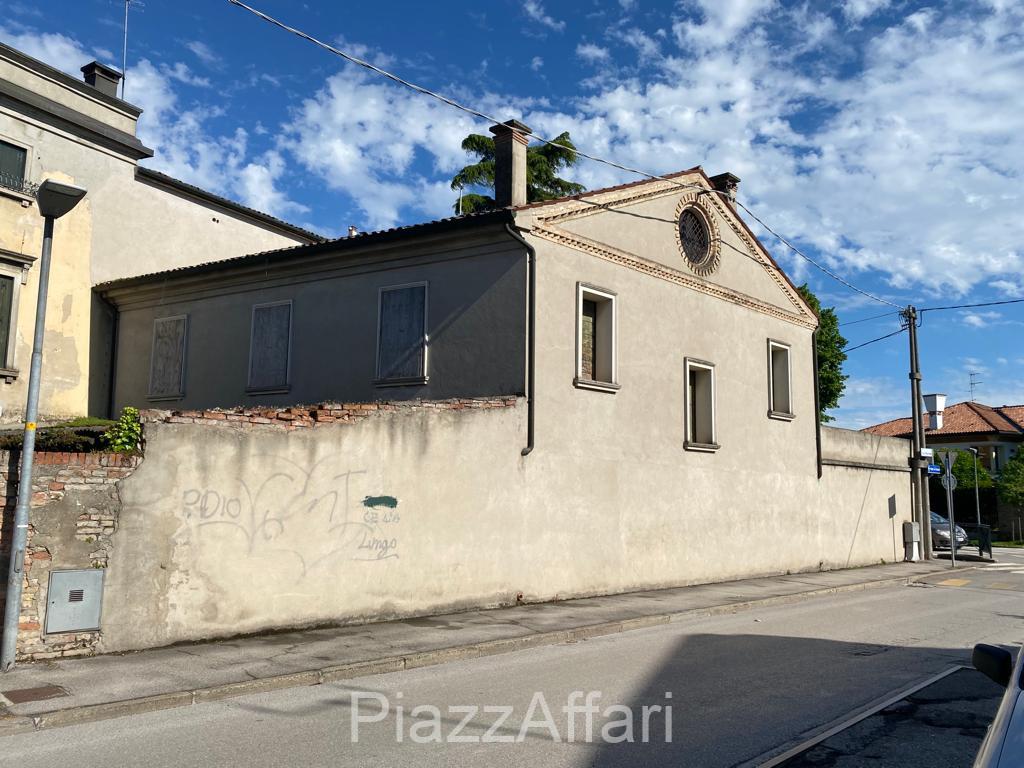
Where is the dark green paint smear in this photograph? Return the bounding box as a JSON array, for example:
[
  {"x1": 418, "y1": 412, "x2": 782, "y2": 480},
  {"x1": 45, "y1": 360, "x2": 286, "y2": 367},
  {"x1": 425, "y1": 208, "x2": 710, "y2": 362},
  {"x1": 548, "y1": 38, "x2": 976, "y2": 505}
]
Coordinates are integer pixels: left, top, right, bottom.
[{"x1": 363, "y1": 495, "x2": 398, "y2": 509}]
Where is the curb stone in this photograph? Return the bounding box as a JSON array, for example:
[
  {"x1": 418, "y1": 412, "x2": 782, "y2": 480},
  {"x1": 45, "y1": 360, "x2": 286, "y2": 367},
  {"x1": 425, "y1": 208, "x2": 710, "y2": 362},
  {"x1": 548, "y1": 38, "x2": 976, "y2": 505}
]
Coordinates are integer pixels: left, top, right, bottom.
[{"x1": 0, "y1": 567, "x2": 978, "y2": 735}]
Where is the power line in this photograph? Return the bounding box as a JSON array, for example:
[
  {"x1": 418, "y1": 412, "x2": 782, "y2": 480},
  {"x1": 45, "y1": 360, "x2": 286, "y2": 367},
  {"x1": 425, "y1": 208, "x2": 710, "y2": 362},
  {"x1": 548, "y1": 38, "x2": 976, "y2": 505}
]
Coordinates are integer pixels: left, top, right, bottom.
[
  {"x1": 840, "y1": 310, "x2": 901, "y2": 327},
  {"x1": 227, "y1": 0, "x2": 900, "y2": 310},
  {"x1": 843, "y1": 327, "x2": 906, "y2": 353},
  {"x1": 919, "y1": 297, "x2": 1024, "y2": 313}
]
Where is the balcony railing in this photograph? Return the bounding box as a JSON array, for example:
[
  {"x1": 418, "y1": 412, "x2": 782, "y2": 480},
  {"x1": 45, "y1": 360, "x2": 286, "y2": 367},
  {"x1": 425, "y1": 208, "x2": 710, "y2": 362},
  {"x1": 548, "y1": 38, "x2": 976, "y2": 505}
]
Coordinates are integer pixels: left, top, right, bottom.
[{"x1": 0, "y1": 171, "x2": 39, "y2": 197}]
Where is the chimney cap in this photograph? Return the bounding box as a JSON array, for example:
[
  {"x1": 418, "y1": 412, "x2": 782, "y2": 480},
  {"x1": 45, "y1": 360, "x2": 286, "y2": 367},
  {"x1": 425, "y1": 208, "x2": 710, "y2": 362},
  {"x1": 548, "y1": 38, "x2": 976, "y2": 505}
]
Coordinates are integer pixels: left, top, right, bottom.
[
  {"x1": 709, "y1": 171, "x2": 741, "y2": 189},
  {"x1": 489, "y1": 119, "x2": 533, "y2": 138},
  {"x1": 81, "y1": 61, "x2": 123, "y2": 98}
]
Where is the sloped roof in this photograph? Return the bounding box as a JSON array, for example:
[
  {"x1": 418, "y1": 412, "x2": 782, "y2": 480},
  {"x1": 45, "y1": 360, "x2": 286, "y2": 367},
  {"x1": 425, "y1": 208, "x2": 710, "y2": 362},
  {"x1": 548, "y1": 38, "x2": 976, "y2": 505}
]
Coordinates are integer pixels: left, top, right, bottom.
[
  {"x1": 136, "y1": 167, "x2": 324, "y2": 243},
  {"x1": 864, "y1": 401, "x2": 1024, "y2": 438}
]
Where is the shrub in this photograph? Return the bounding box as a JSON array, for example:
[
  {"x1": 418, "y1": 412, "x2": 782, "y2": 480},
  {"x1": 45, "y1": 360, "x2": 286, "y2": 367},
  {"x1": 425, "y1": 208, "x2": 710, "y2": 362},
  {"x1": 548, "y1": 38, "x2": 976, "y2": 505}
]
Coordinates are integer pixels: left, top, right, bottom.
[{"x1": 100, "y1": 407, "x2": 142, "y2": 454}]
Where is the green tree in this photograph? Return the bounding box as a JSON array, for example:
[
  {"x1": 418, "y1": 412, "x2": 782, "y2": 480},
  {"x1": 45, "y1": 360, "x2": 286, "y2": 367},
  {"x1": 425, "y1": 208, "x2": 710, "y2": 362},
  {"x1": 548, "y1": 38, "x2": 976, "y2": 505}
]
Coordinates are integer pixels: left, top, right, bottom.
[
  {"x1": 999, "y1": 449, "x2": 1024, "y2": 508},
  {"x1": 948, "y1": 451, "x2": 993, "y2": 488},
  {"x1": 450, "y1": 131, "x2": 585, "y2": 213},
  {"x1": 797, "y1": 284, "x2": 848, "y2": 423}
]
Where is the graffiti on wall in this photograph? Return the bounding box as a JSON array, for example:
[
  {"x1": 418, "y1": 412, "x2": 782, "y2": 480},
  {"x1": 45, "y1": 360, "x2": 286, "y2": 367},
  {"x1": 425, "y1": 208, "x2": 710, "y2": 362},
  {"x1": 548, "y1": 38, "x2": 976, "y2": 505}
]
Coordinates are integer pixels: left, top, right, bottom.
[{"x1": 180, "y1": 455, "x2": 400, "y2": 575}]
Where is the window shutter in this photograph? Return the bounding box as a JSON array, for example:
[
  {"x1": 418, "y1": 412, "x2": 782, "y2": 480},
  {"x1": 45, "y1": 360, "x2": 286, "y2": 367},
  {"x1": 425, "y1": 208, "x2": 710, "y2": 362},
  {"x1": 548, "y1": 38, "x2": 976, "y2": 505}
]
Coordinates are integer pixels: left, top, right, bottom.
[
  {"x1": 0, "y1": 275, "x2": 13, "y2": 364},
  {"x1": 249, "y1": 303, "x2": 291, "y2": 391},
  {"x1": 149, "y1": 316, "x2": 188, "y2": 398},
  {"x1": 378, "y1": 286, "x2": 426, "y2": 380}
]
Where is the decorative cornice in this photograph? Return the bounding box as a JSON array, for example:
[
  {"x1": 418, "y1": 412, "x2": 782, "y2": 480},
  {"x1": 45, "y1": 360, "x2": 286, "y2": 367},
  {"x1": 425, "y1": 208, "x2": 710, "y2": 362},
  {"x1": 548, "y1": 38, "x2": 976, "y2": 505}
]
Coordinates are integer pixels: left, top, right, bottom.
[{"x1": 531, "y1": 224, "x2": 816, "y2": 329}]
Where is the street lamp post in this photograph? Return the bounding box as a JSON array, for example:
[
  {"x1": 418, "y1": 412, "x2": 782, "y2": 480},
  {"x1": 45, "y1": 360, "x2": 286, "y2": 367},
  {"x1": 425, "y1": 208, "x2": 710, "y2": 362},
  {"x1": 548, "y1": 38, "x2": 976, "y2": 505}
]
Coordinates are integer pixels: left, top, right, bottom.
[{"x1": 1, "y1": 180, "x2": 87, "y2": 673}]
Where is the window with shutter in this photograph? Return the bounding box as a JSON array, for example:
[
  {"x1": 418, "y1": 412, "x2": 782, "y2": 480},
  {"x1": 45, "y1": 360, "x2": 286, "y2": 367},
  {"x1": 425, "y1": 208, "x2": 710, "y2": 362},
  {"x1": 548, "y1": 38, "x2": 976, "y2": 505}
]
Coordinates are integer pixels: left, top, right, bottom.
[
  {"x1": 248, "y1": 302, "x2": 292, "y2": 392},
  {"x1": 0, "y1": 274, "x2": 13, "y2": 365},
  {"x1": 376, "y1": 284, "x2": 427, "y2": 384},
  {"x1": 149, "y1": 315, "x2": 188, "y2": 399}
]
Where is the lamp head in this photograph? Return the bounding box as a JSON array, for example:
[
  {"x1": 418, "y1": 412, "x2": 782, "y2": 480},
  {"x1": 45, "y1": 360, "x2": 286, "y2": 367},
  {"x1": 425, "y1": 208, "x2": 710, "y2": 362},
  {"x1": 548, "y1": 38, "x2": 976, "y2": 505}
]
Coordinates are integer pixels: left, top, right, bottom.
[{"x1": 36, "y1": 179, "x2": 87, "y2": 219}]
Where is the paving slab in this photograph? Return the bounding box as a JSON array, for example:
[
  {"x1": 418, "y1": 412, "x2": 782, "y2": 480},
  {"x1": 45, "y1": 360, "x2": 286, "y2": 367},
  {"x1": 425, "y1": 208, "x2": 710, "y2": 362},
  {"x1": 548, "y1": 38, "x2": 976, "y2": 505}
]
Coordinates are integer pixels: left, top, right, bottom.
[{"x1": 0, "y1": 559, "x2": 962, "y2": 732}]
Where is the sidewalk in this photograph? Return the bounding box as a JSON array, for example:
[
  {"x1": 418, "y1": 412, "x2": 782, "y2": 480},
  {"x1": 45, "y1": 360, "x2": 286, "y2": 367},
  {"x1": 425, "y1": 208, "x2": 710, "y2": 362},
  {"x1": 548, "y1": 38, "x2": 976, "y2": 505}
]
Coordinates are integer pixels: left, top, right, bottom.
[{"x1": 0, "y1": 560, "x2": 963, "y2": 735}]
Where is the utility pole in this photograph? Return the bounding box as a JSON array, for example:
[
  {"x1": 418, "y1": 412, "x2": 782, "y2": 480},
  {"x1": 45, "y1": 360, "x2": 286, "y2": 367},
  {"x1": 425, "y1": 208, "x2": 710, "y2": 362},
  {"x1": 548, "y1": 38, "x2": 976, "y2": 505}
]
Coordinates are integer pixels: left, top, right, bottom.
[{"x1": 902, "y1": 306, "x2": 931, "y2": 559}]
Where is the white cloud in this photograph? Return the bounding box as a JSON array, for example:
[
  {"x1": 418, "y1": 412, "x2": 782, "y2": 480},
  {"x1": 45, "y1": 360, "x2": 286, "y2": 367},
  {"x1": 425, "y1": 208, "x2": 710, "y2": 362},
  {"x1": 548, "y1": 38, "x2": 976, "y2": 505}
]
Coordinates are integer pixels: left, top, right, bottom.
[
  {"x1": 997, "y1": 357, "x2": 1008, "y2": 365},
  {"x1": 674, "y1": 0, "x2": 776, "y2": 52},
  {"x1": 842, "y1": 0, "x2": 891, "y2": 23},
  {"x1": 186, "y1": 40, "x2": 219, "y2": 66},
  {"x1": 530, "y1": 56, "x2": 544, "y2": 72},
  {"x1": 961, "y1": 311, "x2": 1001, "y2": 328},
  {"x1": 613, "y1": 27, "x2": 662, "y2": 59},
  {"x1": 523, "y1": 1, "x2": 565, "y2": 32},
  {"x1": 576, "y1": 42, "x2": 611, "y2": 63}
]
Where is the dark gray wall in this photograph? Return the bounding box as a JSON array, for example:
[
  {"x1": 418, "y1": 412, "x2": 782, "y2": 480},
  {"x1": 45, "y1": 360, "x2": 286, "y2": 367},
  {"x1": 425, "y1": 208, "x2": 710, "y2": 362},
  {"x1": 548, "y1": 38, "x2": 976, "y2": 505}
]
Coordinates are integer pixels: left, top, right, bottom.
[{"x1": 109, "y1": 238, "x2": 527, "y2": 411}]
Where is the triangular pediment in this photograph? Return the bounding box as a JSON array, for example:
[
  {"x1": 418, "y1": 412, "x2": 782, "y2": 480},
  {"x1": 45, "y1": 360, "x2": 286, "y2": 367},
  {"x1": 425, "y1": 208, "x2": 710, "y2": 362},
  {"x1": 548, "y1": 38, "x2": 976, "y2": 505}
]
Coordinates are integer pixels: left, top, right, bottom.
[{"x1": 516, "y1": 172, "x2": 816, "y2": 328}]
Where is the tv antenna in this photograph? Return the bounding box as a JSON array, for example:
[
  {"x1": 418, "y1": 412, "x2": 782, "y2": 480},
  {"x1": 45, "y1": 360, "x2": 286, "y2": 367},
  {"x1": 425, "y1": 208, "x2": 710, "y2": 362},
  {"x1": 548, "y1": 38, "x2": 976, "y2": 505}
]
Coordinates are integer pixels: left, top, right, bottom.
[
  {"x1": 120, "y1": 0, "x2": 144, "y2": 100},
  {"x1": 969, "y1": 371, "x2": 983, "y2": 402}
]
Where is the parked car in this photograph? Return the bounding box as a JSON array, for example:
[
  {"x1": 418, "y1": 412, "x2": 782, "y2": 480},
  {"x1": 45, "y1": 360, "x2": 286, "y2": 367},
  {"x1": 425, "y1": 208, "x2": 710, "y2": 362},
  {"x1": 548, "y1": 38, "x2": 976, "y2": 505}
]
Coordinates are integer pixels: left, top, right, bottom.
[
  {"x1": 931, "y1": 511, "x2": 968, "y2": 550},
  {"x1": 972, "y1": 643, "x2": 1024, "y2": 767}
]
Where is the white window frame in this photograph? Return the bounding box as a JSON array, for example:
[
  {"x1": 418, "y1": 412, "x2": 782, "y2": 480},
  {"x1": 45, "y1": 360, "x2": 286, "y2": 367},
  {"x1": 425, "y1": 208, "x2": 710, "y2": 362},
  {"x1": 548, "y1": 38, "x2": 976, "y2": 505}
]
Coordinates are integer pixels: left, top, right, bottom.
[
  {"x1": 684, "y1": 357, "x2": 719, "y2": 452},
  {"x1": 767, "y1": 339, "x2": 795, "y2": 420},
  {"x1": 247, "y1": 300, "x2": 293, "y2": 394},
  {"x1": 148, "y1": 314, "x2": 189, "y2": 401},
  {"x1": 574, "y1": 282, "x2": 619, "y2": 393},
  {"x1": 0, "y1": 248, "x2": 33, "y2": 381},
  {"x1": 374, "y1": 281, "x2": 429, "y2": 387},
  {"x1": 0, "y1": 135, "x2": 35, "y2": 205}
]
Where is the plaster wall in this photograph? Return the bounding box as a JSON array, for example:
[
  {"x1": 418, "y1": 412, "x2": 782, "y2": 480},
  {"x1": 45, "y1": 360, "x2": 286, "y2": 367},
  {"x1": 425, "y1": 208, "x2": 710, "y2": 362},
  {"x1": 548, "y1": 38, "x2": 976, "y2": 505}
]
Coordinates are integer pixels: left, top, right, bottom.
[
  {"x1": 109, "y1": 236, "x2": 527, "y2": 411},
  {"x1": 98, "y1": 400, "x2": 911, "y2": 653}
]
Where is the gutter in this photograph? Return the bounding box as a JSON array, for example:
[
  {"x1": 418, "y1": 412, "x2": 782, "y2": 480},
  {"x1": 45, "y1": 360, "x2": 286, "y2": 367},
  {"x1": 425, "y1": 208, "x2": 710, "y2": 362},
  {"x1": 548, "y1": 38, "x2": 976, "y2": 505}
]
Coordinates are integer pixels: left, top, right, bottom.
[{"x1": 505, "y1": 223, "x2": 536, "y2": 457}]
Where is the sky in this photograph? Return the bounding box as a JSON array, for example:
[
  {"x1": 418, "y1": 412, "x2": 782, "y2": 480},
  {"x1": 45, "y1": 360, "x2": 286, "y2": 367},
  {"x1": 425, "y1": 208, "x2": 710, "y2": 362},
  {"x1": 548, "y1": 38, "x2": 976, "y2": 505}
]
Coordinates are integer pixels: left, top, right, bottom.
[{"x1": 3, "y1": 0, "x2": 1023, "y2": 428}]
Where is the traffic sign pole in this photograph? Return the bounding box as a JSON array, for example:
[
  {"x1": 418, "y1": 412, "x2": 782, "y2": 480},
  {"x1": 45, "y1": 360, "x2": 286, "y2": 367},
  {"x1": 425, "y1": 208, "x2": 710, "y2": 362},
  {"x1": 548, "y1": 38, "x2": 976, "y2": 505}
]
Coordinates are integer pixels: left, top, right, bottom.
[{"x1": 941, "y1": 452, "x2": 957, "y2": 568}]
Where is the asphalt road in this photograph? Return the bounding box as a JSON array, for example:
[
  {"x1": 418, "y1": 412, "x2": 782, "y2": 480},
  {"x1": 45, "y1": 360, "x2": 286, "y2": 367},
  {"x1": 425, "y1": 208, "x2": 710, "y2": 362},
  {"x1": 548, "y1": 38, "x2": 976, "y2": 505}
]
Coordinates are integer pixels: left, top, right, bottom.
[{"x1": 5, "y1": 550, "x2": 1024, "y2": 768}]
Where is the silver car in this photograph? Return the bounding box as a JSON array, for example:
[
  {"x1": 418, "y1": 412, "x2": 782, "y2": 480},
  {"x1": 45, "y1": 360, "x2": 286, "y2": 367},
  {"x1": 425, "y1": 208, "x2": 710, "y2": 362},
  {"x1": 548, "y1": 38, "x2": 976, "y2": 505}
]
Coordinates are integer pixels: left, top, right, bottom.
[
  {"x1": 973, "y1": 643, "x2": 1024, "y2": 767},
  {"x1": 931, "y1": 511, "x2": 968, "y2": 550}
]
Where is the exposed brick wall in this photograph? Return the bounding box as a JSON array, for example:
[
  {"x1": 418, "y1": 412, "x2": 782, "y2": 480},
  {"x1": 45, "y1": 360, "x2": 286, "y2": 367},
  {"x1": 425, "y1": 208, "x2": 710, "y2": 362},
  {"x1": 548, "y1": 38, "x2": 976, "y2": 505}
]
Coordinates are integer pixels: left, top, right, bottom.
[
  {"x1": 0, "y1": 451, "x2": 140, "y2": 661},
  {"x1": 141, "y1": 396, "x2": 519, "y2": 430}
]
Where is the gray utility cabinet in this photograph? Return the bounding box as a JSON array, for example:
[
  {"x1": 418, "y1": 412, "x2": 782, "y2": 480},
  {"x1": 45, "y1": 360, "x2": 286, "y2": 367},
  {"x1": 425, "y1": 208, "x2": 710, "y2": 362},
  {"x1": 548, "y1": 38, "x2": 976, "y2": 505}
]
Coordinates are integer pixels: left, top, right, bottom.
[{"x1": 44, "y1": 569, "x2": 104, "y2": 633}]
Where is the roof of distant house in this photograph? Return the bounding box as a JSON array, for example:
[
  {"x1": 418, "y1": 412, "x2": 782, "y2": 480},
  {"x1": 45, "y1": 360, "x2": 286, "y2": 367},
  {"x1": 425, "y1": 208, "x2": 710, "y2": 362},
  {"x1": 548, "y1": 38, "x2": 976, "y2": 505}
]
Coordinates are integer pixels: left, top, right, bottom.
[
  {"x1": 864, "y1": 401, "x2": 1024, "y2": 439},
  {"x1": 136, "y1": 167, "x2": 324, "y2": 243}
]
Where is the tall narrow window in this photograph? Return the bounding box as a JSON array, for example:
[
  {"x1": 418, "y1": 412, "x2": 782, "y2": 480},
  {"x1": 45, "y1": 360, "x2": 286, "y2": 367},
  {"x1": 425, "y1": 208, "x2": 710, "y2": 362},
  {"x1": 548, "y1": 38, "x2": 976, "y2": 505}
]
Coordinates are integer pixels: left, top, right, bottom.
[
  {"x1": 376, "y1": 283, "x2": 427, "y2": 384},
  {"x1": 0, "y1": 141, "x2": 27, "y2": 192},
  {"x1": 768, "y1": 340, "x2": 794, "y2": 419},
  {"x1": 0, "y1": 274, "x2": 14, "y2": 368},
  {"x1": 248, "y1": 301, "x2": 292, "y2": 393},
  {"x1": 574, "y1": 283, "x2": 618, "y2": 392},
  {"x1": 685, "y1": 358, "x2": 718, "y2": 451},
  {"x1": 149, "y1": 315, "x2": 188, "y2": 399}
]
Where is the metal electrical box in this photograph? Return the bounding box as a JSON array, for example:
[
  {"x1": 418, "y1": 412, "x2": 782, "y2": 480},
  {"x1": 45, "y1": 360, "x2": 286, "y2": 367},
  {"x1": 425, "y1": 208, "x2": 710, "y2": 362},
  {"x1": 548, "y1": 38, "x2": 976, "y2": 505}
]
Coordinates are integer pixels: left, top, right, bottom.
[{"x1": 44, "y1": 569, "x2": 104, "y2": 634}]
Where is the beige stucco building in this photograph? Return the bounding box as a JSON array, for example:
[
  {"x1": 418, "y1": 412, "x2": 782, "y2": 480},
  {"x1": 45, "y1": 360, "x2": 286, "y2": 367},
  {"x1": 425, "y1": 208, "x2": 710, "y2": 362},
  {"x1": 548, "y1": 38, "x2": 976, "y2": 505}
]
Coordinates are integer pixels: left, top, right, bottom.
[{"x1": 0, "y1": 43, "x2": 320, "y2": 424}]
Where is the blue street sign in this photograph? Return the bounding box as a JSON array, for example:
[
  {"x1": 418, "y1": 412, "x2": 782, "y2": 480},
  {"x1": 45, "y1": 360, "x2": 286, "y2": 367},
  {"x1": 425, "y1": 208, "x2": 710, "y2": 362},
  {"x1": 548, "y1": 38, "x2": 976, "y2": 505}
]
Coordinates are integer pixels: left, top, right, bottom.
[{"x1": 927, "y1": 464, "x2": 942, "y2": 475}]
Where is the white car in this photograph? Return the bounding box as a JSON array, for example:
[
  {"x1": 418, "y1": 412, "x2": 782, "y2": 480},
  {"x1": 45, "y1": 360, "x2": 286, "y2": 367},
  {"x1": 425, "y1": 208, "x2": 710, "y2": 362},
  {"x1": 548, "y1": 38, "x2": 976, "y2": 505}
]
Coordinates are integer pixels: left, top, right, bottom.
[{"x1": 973, "y1": 643, "x2": 1024, "y2": 767}]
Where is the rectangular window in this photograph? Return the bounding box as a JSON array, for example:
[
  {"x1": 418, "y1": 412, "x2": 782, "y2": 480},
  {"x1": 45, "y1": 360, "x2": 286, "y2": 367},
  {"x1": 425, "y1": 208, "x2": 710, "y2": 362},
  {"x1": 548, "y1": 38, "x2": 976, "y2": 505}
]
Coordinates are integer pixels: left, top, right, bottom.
[
  {"x1": 685, "y1": 358, "x2": 718, "y2": 451},
  {"x1": 149, "y1": 315, "x2": 188, "y2": 400},
  {"x1": 0, "y1": 274, "x2": 13, "y2": 367},
  {"x1": 768, "y1": 340, "x2": 794, "y2": 419},
  {"x1": 375, "y1": 283, "x2": 427, "y2": 384},
  {"x1": 574, "y1": 283, "x2": 618, "y2": 392},
  {"x1": 0, "y1": 141, "x2": 27, "y2": 192},
  {"x1": 248, "y1": 301, "x2": 292, "y2": 393}
]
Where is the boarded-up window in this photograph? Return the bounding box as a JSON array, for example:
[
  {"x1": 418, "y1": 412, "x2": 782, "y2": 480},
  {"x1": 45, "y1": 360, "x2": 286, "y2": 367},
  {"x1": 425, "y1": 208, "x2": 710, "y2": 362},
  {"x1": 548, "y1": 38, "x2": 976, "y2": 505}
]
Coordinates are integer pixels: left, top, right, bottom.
[
  {"x1": 248, "y1": 302, "x2": 291, "y2": 391},
  {"x1": 376, "y1": 284, "x2": 427, "y2": 382},
  {"x1": 149, "y1": 315, "x2": 188, "y2": 399}
]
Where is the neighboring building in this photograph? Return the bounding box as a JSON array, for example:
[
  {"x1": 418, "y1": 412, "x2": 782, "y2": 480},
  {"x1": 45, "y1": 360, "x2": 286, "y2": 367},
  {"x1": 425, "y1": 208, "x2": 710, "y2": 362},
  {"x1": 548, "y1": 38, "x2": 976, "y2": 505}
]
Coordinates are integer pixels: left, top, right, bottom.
[
  {"x1": 0, "y1": 43, "x2": 321, "y2": 424},
  {"x1": 864, "y1": 401, "x2": 1024, "y2": 475}
]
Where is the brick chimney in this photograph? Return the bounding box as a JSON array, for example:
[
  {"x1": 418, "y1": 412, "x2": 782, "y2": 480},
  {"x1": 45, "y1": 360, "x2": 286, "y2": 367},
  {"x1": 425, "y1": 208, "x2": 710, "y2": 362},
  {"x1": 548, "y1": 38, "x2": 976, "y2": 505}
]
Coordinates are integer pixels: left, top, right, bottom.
[
  {"x1": 81, "y1": 61, "x2": 123, "y2": 98},
  {"x1": 710, "y1": 172, "x2": 740, "y2": 203},
  {"x1": 490, "y1": 119, "x2": 532, "y2": 208}
]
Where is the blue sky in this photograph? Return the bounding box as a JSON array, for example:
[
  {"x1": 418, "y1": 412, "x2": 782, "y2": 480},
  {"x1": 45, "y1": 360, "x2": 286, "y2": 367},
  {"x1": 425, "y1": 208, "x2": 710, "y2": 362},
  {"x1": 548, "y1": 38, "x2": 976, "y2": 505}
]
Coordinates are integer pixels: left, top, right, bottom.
[{"x1": 4, "y1": 0, "x2": 1023, "y2": 427}]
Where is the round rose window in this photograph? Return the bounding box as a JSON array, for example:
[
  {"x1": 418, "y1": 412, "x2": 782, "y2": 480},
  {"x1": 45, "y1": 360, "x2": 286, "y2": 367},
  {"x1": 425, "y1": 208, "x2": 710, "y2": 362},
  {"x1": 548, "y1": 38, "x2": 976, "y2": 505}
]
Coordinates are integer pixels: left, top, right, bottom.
[{"x1": 679, "y1": 208, "x2": 711, "y2": 268}]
